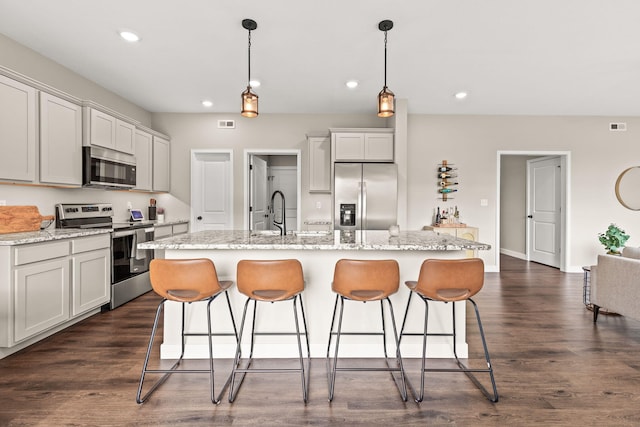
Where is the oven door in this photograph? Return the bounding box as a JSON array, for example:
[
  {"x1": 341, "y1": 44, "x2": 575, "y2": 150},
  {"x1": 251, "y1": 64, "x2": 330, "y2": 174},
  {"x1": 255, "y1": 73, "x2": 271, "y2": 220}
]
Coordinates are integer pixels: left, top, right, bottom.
[{"x1": 112, "y1": 228, "x2": 153, "y2": 283}]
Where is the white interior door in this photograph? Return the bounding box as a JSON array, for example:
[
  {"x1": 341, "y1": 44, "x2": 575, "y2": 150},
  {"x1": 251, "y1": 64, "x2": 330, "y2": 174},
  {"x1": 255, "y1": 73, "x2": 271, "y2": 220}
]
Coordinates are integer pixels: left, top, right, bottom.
[
  {"x1": 191, "y1": 150, "x2": 232, "y2": 231},
  {"x1": 527, "y1": 156, "x2": 561, "y2": 267},
  {"x1": 250, "y1": 155, "x2": 268, "y2": 231}
]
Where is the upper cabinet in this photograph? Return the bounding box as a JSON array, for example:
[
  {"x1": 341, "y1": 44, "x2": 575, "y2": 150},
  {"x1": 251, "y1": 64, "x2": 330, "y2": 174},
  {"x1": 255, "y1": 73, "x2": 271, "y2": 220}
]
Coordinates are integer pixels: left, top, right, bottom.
[
  {"x1": 308, "y1": 135, "x2": 331, "y2": 192},
  {"x1": 134, "y1": 129, "x2": 153, "y2": 191},
  {"x1": 152, "y1": 136, "x2": 170, "y2": 192},
  {"x1": 331, "y1": 128, "x2": 394, "y2": 162},
  {"x1": 0, "y1": 75, "x2": 37, "y2": 183},
  {"x1": 84, "y1": 107, "x2": 135, "y2": 155},
  {"x1": 39, "y1": 93, "x2": 82, "y2": 186}
]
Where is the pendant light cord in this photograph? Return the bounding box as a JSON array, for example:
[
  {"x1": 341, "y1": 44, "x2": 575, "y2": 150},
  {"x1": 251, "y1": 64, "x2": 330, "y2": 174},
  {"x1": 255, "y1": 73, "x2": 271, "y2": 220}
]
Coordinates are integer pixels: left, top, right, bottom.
[
  {"x1": 383, "y1": 30, "x2": 388, "y2": 88},
  {"x1": 247, "y1": 29, "x2": 252, "y2": 87}
]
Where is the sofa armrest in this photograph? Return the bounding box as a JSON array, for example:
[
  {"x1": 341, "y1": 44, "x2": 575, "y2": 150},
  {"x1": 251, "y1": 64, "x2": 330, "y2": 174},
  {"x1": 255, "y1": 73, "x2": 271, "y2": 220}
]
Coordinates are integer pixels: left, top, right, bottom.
[{"x1": 592, "y1": 254, "x2": 640, "y2": 320}]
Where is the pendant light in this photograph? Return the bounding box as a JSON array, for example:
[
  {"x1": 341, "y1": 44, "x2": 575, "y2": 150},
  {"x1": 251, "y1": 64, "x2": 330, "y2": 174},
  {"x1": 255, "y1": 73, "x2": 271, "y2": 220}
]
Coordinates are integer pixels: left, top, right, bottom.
[
  {"x1": 377, "y1": 20, "x2": 394, "y2": 118},
  {"x1": 241, "y1": 19, "x2": 258, "y2": 118}
]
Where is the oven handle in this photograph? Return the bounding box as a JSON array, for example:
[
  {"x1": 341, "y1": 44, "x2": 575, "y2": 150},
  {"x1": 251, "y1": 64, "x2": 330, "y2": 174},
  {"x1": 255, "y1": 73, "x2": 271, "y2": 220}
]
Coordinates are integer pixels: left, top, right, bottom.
[{"x1": 112, "y1": 229, "x2": 135, "y2": 238}]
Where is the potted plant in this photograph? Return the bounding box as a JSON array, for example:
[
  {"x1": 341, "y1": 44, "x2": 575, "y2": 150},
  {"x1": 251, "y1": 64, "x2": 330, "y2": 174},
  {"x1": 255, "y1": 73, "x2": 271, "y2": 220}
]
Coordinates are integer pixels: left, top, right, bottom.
[{"x1": 598, "y1": 223, "x2": 630, "y2": 254}]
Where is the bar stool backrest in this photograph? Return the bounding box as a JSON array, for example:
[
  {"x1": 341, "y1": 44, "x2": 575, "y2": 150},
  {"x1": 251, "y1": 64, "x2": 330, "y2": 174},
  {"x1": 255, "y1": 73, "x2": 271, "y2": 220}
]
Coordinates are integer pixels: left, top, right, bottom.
[
  {"x1": 332, "y1": 259, "x2": 400, "y2": 301},
  {"x1": 415, "y1": 258, "x2": 485, "y2": 302},
  {"x1": 149, "y1": 258, "x2": 224, "y2": 302},
  {"x1": 237, "y1": 259, "x2": 304, "y2": 301}
]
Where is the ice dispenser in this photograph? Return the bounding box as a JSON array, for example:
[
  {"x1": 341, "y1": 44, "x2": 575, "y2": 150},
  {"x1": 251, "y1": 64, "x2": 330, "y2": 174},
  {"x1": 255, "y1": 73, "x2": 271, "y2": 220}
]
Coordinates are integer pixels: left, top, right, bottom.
[{"x1": 339, "y1": 203, "x2": 356, "y2": 227}]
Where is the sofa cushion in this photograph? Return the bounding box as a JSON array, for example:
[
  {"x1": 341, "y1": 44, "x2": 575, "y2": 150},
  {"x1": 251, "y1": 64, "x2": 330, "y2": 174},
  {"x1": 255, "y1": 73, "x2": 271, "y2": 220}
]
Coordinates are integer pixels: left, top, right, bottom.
[{"x1": 622, "y1": 246, "x2": 640, "y2": 260}]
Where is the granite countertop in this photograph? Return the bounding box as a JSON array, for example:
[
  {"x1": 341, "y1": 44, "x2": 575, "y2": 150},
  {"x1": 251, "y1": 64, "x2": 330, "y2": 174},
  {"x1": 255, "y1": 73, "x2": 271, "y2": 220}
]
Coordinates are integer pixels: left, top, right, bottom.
[
  {"x1": 137, "y1": 230, "x2": 491, "y2": 251},
  {"x1": 0, "y1": 228, "x2": 111, "y2": 246}
]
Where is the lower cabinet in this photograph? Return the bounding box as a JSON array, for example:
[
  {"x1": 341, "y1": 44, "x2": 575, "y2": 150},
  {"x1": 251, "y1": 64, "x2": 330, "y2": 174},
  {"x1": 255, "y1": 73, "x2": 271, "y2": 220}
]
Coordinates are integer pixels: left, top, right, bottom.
[
  {"x1": 1, "y1": 234, "x2": 110, "y2": 350},
  {"x1": 423, "y1": 225, "x2": 479, "y2": 258},
  {"x1": 14, "y1": 258, "x2": 70, "y2": 342}
]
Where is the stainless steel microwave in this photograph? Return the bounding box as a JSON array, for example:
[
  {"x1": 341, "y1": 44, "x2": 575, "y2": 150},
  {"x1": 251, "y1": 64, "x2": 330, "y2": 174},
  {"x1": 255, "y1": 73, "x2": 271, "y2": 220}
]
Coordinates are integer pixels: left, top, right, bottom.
[{"x1": 83, "y1": 146, "x2": 136, "y2": 189}]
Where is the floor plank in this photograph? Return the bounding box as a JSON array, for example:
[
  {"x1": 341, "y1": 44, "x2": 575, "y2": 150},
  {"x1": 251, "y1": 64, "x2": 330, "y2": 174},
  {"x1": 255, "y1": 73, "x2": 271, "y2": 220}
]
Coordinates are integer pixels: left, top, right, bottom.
[{"x1": 1, "y1": 255, "x2": 639, "y2": 426}]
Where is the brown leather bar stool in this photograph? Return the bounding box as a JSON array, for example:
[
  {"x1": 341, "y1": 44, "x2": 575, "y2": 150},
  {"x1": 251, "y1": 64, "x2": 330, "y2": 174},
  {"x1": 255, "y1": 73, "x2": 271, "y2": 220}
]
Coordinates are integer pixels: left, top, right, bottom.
[
  {"x1": 136, "y1": 258, "x2": 238, "y2": 404},
  {"x1": 399, "y1": 258, "x2": 498, "y2": 402},
  {"x1": 326, "y1": 259, "x2": 407, "y2": 402},
  {"x1": 228, "y1": 259, "x2": 310, "y2": 403}
]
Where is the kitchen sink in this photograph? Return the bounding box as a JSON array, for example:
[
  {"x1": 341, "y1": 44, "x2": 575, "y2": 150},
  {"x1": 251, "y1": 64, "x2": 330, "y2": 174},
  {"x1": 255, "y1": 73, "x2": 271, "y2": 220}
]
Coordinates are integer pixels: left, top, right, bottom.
[
  {"x1": 250, "y1": 230, "x2": 282, "y2": 236},
  {"x1": 292, "y1": 230, "x2": 332, "y2": 237}
]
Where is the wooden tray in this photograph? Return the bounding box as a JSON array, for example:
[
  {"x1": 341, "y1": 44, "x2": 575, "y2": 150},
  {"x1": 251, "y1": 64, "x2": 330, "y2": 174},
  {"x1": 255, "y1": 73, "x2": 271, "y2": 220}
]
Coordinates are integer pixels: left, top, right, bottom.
[
  {"x1": 433, "y1": 223, "x2": 467, "y2": 228},
  {"x1": 0, "y1": 206, "x2": 55, "y2": 234}
]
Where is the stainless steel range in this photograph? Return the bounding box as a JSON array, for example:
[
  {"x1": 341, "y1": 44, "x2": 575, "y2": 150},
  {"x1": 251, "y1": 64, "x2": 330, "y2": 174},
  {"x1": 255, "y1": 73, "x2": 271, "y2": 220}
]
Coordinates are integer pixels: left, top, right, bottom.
[{"x1": 55, "y1": 203, "x2": 155, "y2": 309}]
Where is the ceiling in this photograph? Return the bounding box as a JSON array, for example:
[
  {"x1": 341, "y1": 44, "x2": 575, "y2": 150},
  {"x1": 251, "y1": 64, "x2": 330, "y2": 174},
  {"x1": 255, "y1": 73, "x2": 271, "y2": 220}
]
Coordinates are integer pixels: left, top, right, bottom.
[{"x1": 1, "y1": 0, "x2": 639, "y2": 116}]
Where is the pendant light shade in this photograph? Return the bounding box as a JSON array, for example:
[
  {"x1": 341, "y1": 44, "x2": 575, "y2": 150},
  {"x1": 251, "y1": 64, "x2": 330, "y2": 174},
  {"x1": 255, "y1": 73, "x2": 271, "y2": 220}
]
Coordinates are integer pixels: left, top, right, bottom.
[
  {"x1": 377, "y1": 20, "x2": 394, "y2": 118},
  {"x1": 241, "y1": 19, "x2": 258, "y2": 118}
]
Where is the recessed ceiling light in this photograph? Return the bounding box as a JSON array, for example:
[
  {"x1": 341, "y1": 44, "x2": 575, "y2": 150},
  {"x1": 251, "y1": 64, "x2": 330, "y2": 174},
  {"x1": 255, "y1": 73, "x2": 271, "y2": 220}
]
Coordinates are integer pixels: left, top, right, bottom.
[
  {"x1": 346, "y1": 80, "x2": 359, "y2": 89},
  {"x1": 249, "y1": 80, "x2": 261, "y2": 88},
  {"x1": 119, "y1": 30, "x2": 140, "y2": 42},
  {"x1": 454, "y1": 91, "x2": 468, "y2": 100},
  {"x1": 202, "y1": 100, "x2": 213, "y2": 108}
]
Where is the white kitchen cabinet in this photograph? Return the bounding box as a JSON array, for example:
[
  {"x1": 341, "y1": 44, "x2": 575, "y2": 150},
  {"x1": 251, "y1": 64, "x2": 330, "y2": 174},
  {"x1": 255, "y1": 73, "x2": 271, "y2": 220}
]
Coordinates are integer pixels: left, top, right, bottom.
[
  {"x1": 152, "y1": 136, "x2": 171, "y2": 192},
  {"x1": 154, "y1": 222, "x2": 189, "y2": 239},
  {"x1": 0, "y1": 234, "x2": 110, "y2": 352},
  {"x1": 134, "y1": 129, "x2": 153, "y2": 191},
  {"x1": 84, "y1": 107, "x2": 135, "y2": 155},
  {"x1": 71, "y1": 235, "x2": 110, "y2": 316},
  {"x1": 39, "y1": 92, "x2": 83, "y2": 186},
  {"x1": 14, "y1": 258, "x2": 70, "y2": 343},
  {"x1": 0, "y1": 74, "x2": 37, "y2": 182},
  {"x1": 308, "y1": 136, "x2": 331, "y2": 192},
  {"x1": 332, "y1": 129, "x2": 394, "y2": 162}
]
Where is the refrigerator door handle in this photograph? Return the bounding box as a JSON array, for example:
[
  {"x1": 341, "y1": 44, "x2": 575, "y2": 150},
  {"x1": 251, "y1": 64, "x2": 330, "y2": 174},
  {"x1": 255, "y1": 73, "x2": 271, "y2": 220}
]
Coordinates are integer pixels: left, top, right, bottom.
[{"x1": 361, "y1": 181, "x2": 367, "y2": 230}]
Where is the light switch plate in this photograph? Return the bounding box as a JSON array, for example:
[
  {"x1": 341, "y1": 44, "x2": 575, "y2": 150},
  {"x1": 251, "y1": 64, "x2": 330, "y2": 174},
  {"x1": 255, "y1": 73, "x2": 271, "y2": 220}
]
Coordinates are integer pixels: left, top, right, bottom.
[{"x1": 480, "y1": 199, "x2": 488, "y2": 207}]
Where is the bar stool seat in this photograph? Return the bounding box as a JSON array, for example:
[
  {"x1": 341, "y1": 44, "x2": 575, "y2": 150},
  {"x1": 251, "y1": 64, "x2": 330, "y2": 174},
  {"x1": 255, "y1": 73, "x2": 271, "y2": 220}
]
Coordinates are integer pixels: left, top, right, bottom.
[
  {"x1": 399, "y1": 258, "x2": 498, "y2": 403},
  {"x1": 136, "y1": 258, "x2": 238, "y2": 404},
  {"x1": 228, "y1": 259, "x2": 310, "y2": 403},
  {"x1": 326, "y1": 259, "x2": 407, "y2": 402}
]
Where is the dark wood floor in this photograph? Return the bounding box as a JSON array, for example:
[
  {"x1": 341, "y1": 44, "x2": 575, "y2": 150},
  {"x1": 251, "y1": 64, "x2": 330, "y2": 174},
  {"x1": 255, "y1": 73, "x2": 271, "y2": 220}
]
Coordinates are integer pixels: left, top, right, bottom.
[{"x1": 2, "y1": 255, "x2": 640, "y2": 426}]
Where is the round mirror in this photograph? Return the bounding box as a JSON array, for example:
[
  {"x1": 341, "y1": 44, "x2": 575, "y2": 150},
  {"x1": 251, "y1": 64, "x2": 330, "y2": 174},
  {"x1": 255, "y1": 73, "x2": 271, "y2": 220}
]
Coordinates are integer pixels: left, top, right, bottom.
[{"x1": 615, "y1": 166, "x2": 640, "y2": 210}]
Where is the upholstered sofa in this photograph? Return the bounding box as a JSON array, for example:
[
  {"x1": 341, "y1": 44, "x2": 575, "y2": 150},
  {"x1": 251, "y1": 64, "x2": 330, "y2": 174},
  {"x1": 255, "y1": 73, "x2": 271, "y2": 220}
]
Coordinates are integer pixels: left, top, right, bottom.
[{"x1": 591, "y1": 247, "x2": 640, "y2": 322}]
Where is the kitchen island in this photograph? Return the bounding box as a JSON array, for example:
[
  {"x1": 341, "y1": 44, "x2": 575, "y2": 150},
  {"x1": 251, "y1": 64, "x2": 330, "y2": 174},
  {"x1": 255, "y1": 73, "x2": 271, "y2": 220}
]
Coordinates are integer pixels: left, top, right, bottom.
[{"x1": 139, "y1": 229, "x2": 491, "y2": 359}]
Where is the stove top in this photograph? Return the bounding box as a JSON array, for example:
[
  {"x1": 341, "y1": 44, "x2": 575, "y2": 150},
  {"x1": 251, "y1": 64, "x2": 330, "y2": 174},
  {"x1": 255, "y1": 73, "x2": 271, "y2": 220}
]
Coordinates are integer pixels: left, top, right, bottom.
[{"x1": 112, "y1": 221, "x2": 156, "y2": 230}]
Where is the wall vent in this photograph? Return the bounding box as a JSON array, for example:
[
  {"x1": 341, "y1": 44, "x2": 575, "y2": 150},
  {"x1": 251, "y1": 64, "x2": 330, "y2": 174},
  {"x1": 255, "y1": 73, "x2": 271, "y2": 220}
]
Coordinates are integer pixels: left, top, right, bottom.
[
  {"x1": 218, "y1": 120, "x2": 236, "y2": 129},
  {"x1": 609, "y1": 122, "x2": 627, "y2": 131}
]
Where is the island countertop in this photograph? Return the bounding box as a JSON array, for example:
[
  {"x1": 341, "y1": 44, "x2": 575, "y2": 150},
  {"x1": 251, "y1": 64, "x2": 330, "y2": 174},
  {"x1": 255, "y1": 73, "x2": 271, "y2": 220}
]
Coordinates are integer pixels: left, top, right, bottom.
[{"x1": 137, "y1": 229, "x2": 491, "y2": 251}]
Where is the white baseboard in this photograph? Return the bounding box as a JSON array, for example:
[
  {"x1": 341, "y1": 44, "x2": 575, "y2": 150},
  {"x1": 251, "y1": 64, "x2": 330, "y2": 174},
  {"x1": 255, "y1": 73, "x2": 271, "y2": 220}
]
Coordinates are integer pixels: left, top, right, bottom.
[{"x1": 500, "y1": 248, "x2": 527, "y2": 260}]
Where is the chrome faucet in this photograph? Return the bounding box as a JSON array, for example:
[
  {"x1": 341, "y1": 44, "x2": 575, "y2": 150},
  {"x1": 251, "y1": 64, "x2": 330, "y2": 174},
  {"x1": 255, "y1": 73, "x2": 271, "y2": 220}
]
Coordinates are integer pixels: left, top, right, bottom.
[{"x1": 270, "y1": 190, "x2": 286, "y2": 236}]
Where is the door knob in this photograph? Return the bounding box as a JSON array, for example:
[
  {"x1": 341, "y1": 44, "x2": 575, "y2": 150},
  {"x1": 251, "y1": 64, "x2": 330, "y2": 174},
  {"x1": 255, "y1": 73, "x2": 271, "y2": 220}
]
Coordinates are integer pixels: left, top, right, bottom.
[
  {"x1": 527, "y1": 215, "x2": 533, "y2": 218},
  {"x1": 197, "y1": 216, "x2": 203, "y2": 220}
]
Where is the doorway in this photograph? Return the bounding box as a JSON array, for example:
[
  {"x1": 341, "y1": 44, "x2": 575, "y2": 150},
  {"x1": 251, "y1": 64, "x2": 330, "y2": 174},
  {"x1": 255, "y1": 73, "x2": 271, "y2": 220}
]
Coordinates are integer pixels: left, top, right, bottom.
[
  {"x1": 244, "y1": 149, "x2": 301, "y2": 232},
  {"x1": 497, "y1": 151, "x2": 571, "y2": 272},
  {"x1": 190, "y1": 150, "x2": 234, "y2": 231}
]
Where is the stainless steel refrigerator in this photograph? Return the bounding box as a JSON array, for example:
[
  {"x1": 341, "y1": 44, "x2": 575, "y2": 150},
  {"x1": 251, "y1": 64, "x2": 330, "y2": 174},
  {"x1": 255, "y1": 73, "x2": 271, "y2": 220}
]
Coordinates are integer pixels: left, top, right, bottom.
[{"x1": 334, "y1": 163, "x2": 398, "y2": 231}]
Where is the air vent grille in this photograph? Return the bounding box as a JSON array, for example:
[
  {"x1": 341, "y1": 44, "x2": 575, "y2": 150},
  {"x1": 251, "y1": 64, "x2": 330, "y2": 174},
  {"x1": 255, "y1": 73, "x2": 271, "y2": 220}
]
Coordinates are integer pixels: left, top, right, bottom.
[
  {"x1": 610, "y1": 122, "x2": 627, "y2": 131},
  {"x1": 218, "y1": 120, "x2": 236, "y2": 129}
]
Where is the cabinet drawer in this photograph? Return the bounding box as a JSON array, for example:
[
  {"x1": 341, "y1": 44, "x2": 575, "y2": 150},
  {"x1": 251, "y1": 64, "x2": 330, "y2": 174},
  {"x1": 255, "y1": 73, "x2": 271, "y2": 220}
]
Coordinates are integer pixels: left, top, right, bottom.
[
  {"x1": 14, "y1": 240, "x2": 70, "y2": 266},
  {"x1": 172, "y1": 223, "x2": 189, "y2": 235},
  {"x1": 154, "y1": 225, "x2": 172, "y2": 238},
  {"x1": 71, "y1": 234, "x2": 110, "y2": 254}
]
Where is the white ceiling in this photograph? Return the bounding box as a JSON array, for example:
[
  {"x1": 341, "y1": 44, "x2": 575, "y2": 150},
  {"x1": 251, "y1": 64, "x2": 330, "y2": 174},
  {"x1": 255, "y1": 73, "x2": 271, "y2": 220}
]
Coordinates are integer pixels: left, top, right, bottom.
[{"x1": 1, "y1": 0, "x2": 639, "y2": 116}]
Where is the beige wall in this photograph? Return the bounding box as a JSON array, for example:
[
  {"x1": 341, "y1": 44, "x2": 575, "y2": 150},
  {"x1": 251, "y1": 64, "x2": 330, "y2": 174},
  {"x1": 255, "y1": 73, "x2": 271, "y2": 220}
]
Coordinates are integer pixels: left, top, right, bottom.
[
  {"x1": 151, "y1": 112, "x2": 384, "y2": 229},
  {"x1": 0, "y1": 33, "x2": 151, "y2": 126},
  {"x1": 407, "y1": 115, "x2": 640, "y2": 271}
]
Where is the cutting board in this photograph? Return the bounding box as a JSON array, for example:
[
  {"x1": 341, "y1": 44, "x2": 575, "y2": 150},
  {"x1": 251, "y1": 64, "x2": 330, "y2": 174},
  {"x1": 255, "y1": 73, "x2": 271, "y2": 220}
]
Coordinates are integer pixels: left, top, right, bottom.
[{"x1": 0, "y1": 206, "x2": 55, "y2": 234}]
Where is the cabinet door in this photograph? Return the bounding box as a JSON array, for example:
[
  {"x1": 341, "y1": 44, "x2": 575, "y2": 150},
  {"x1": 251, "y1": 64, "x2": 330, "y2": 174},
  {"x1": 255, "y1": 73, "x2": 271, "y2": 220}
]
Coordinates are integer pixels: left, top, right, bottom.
[
  {"x1": 364, "y1": 133, "x2": 394, "y2": 161},
  {"x1": 0, "y1": 75, "x2": 37, "y2": 182},
  {"x1": 172, "y1": 222, "x2": 189, "y2": 235},
  {"x1": 333, "y1": 133, "x2": 364, "y2": 161},
  {"x1": 89, "y1": 108, "x2": 116, "y2": 150},
  {"x1": 115, "y1": 119, "x2": 135, "y2": 154},
  {"x1": 14, "y1": 258, "x2": 70, "y2": 342},
  {"x1": 39, "y1": 93, "x2": 82, "y2": 185},
  {"x1": 71, "y1": 248, "x2": 110, "y2": 316},
  {"x1": 154, "y1": 224, "x2": 172, "y2": 238},
  {"x1": 153, "y1": 136, "x2": 171, "y2": 192},
  {"x1": 134, "y1": 129, "x2": 153, "y2": 191},
  {"x1": 309, "y1": 136, "x2": 330, "y2": 192}
]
